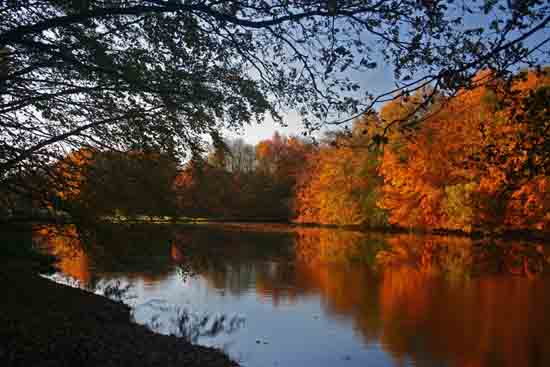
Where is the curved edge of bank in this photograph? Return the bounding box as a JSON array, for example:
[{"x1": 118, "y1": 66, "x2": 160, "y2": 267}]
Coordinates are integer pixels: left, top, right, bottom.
[{"x1": 0, "y1": 266, "x2": 238, "y2": 367}]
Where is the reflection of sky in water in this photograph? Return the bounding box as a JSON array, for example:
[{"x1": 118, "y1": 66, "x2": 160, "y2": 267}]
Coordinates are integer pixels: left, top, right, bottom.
[
  {"x1": 128, "y1": 268, "x2": 395, "y2": 367},
  {"x1": 46, "y1": 267, "x2": 396, "y2": 367}
]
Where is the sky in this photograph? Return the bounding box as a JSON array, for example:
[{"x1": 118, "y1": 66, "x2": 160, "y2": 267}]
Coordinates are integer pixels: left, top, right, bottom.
[
  {"x1": 224, "y1": 4, "x2": 550, "y2": 146},
  {"x1": 226, "y1": 59, "x2": 396, "y2": 145}
]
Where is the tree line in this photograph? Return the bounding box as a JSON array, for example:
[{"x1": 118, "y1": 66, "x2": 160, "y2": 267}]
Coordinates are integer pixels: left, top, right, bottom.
[
  {"x1": 296, "y1": 69, "x2": 550, "y2": 233},
  {"x1": 2, "y1": 1, "x2": 548, "y2": 203},
  {"x1": 16, "y1": 69, "x2": 549, "y2": 233}
]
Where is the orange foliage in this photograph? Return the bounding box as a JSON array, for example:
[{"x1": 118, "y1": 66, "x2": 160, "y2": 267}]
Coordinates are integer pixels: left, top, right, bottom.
[
  {"x1": 256, "y1": 133, "x2": 312, "y2": 182},
  {"x1": 49, "y1": 70, "x2": 550, "y2": 231},
  {"x1": 379, "y1": 70, "x2": 550, "y2": 232},
  {"x1": 34, "y1": 225, "x2": 91, "y2": 283},
  {"x1": 54, "y1": 148, "x2": 96, "y2": 201},
  {"x1": 294, "y1": 117, "x2": 386, "y2": 225},
  {"x1": 294, "y1": 145, "x2": 381, "y2": 224}
]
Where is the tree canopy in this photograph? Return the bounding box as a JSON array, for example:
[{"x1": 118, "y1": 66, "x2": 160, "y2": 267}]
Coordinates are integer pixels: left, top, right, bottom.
[{"x1": 1, "y1": 0, "x2": 549, "y2": 206}]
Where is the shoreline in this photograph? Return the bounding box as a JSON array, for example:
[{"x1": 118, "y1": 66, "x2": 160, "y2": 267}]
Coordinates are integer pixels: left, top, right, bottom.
[
  {"x1": 5, "y1": 217, "x2": 550, "y2": 242},
  {"x1": 101, "y1": 220, "x2": 550, "y2": 242},
  {"x1": 0, "y1": 265, "x2": 237, "y2": 367}
]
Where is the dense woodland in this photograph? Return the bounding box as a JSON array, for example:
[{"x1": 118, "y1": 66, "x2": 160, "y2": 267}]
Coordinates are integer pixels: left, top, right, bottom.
[
  {"x1": 7, "y1": 69, "x2": 549, "y2": 234},
  {"x1": 2, "y1": 1, "x2": 549, "y2": 235}
]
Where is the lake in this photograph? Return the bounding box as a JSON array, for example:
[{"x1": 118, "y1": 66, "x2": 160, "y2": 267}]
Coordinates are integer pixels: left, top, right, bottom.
[{"x1": 34, "y1": 223, "x2": 550, "y2": 367}]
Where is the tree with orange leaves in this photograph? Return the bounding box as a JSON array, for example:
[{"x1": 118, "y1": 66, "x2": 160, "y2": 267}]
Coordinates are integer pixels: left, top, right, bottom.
[
  {"x1": 294, "y1": 116, "x2": 387, "y2": 226},
  {"x1": 474, "y1": 70, "x2": 550, "y2": 230},
  {"x1": 378, "y1": 86, "x2": 485, "y2": 231},
  {"x1": 379, "y1": 69, "x2": 550, "y2": 232}
]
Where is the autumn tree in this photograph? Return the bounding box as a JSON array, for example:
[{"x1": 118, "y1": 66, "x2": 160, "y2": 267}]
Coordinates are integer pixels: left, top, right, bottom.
[
  {"x1": 174, "y1": 155, "x2": 235, "y2": 218},
  {"x1": 174, "y1": 133, "x2": 313, "y2": 219},
  {"x1": 379, "y1": 88, "x2": 475, "y2": 230},
  {"x1": 255, "y1": 133, "x2": 313, "y2": 217},
  {"x1": 379, "y1": 70, "x2": 550, "y2": 232},
  {"x1": 2, "y1": 1, "x2": 548, "y2": 211},
  {"x1": 473, "y1": 70, "x2": 550, "y2": 230},
  {"x1": 53, "y1": 148, "x2": 179, "y2": 220},
  {"x1": 85, "y1": 150, "x2": 179, "y2": 218},
  {"x1": 295, "y1": 115, "x2": 387, "y2": 226}
]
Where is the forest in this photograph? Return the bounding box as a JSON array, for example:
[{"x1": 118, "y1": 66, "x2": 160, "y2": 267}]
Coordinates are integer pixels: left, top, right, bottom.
[
  {"x1": 10, "y1": 69, "x2": 547, "y2": 234},
  {"x1": 2, "y1": 2, "x2": 550, "y2": 367},
  {"x1": 2, "y1": 1, "x2": 549, "y2": 236}
]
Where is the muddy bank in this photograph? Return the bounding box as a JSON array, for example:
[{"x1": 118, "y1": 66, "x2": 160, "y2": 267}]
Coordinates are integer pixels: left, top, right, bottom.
[{"x1": 0, "y1": 266, "x2": 236, "y2": 367}]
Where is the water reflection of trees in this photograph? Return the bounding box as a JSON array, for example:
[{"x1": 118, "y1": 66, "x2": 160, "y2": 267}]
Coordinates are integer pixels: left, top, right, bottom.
[
  {"x1": 207, "y1": 229, "x2": 550, "y2": 366},
  {"x1": 377, "y1": 234, "x2": 550, "y2": 278},
  {"x1": 33, "y1": 225, "x2": 92, "y2": 283},
  {"x1": 294, "y1": 228, "x2": 387, "y2": 267},
  {"x1": 33, "y1": 224, "x2": 177, "y2": 285},
  {"x1": 171, "y1": 227, "x2": 295, "y2": 299},
  {"x1": 34, "y1": 224, "x2": 550, "y2": 366},
  {"x1": 378, "y1": 267, "x2": 550, "y2": 366},
  {"x1": 135, "y1": 300, "x2": 246, "y2": 344},
  {"x1": 293, "y1": 231, "x2": 550, "y2": 367}
]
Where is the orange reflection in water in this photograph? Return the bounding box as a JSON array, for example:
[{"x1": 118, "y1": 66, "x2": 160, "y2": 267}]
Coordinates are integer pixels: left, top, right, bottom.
[
  {"x1": 34, "y1": 225, "x2": 91, "y2": 283},
  {"x1": 291, "y1": 231, "x2": 550, "y2": 367},
  {"x1": 378, "y1": 268, "x2": 550, "y2": 367}
]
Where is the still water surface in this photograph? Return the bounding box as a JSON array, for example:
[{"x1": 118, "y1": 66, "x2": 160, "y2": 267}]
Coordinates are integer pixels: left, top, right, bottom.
[{"x1": 35, "y1": 224, "x2": 550, "y2": 367}]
